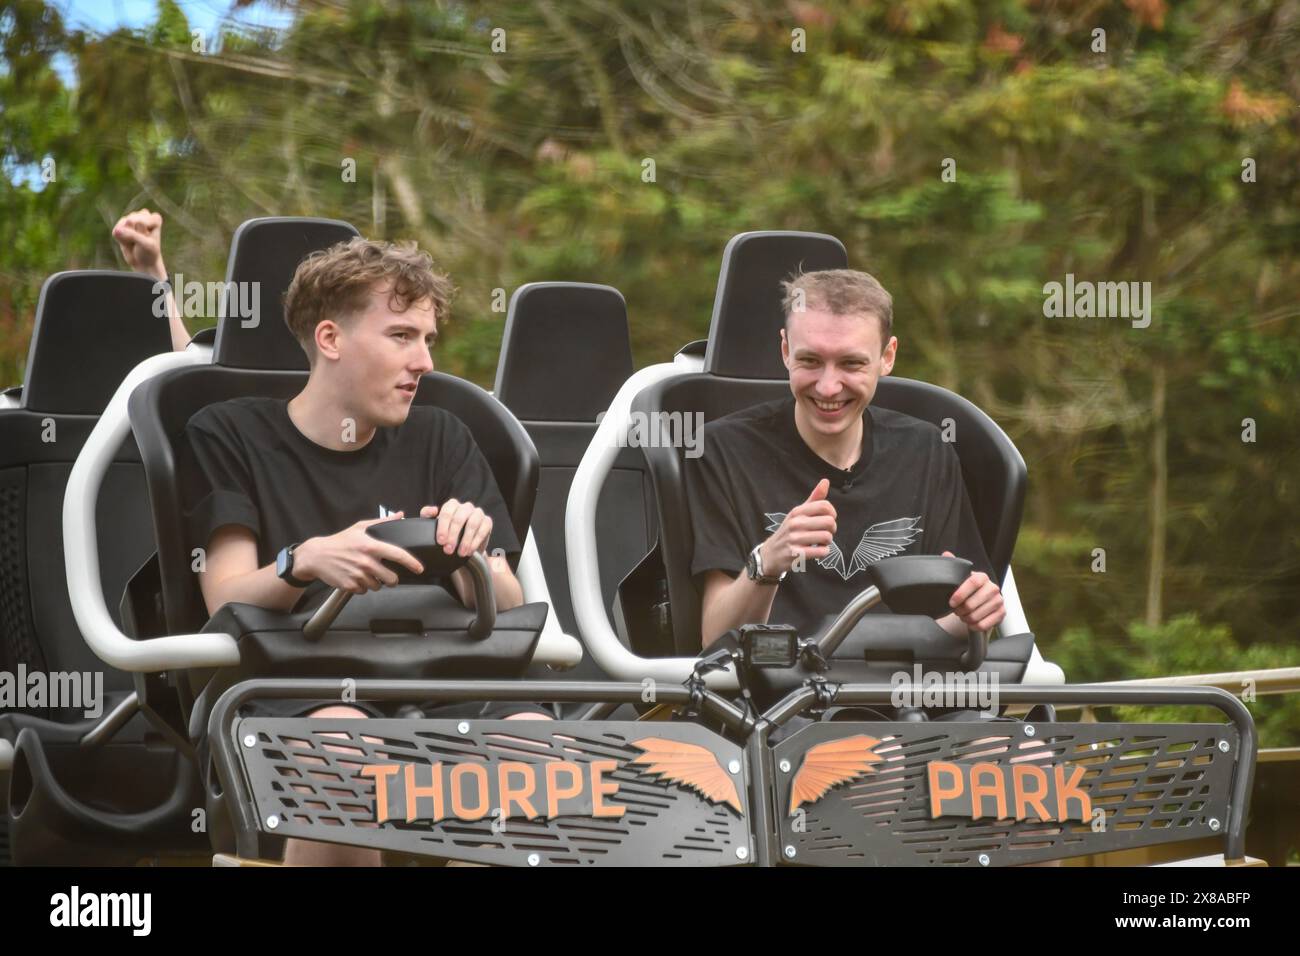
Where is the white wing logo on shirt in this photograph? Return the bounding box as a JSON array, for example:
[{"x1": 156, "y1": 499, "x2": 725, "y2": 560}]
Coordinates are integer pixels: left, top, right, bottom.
[{"x1": 763, "y1": 513, "x2": 924, "y2": 580}]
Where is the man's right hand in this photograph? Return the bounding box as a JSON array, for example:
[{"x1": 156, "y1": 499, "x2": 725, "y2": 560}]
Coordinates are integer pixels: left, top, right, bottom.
[
  {"x1": 292, "y1": 513, "x2": 425, "y2": 595},
  {"x1": 759, "y1": 477, "x2": 837, "y2": 576}
]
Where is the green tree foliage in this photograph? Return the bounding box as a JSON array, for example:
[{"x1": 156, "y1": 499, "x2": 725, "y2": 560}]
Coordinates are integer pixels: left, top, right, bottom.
[{"x1": 1054, "y1": 614, "x2": 1300, "y2": 745}]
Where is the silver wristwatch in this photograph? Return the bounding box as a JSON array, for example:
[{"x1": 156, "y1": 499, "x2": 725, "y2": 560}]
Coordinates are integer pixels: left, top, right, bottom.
[{"x1": 746, "y1": 544, "x2": 786, "y2": 585}]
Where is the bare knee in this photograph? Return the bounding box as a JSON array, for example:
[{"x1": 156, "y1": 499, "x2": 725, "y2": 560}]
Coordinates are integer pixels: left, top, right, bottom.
[
  {"x1": 308, "y1": 704, "x2": 370, "y2": 720},
  {"x1": 283, "y1": 704, "x2": 381, "y2": 866}
]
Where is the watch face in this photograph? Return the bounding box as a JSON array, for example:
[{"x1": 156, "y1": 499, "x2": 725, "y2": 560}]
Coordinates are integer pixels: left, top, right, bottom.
[
  {"x1": 746, "y1": 547, "x2": 760, "y2": 580},
  {"x1": 276, "y1": 547, "x2": 289, "y2": 577}
]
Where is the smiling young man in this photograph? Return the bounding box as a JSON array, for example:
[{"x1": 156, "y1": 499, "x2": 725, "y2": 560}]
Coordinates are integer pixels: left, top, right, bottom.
[
  {"x1": 685, "y1": 269, "x2": 1005, "y2": 649},
  {"x1": 181, "y1": 238, "x2": 546, "y2": 865}
]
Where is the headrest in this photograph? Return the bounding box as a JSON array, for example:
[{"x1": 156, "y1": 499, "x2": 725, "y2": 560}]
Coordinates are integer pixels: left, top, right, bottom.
[
  {"x1": 212, "y1": 217, "x2": 360, "y2": 370},
  {"x1": 20, "y1": 271, "x2": 171, "y2": 414},
  {"x1": 703, "y1": 231, "x2": 847, "y2": 379},
  {"x1": 494, "y1": 282, "x2": 633, "y2": 422}
]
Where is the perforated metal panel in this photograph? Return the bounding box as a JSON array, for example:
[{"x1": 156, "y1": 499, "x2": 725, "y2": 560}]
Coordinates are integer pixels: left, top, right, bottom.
[
  {"x1": 235, "y1": 718, "x2": 752, "y2": 866},
  {"x1": 773, "y1": 722, "x2": 1240, "y2": 866}
]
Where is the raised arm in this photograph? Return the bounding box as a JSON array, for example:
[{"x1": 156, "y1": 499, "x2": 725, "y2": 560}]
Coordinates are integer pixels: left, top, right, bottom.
[{"x1": 112, "y1": 208, "x2": 190, "y2": 352}]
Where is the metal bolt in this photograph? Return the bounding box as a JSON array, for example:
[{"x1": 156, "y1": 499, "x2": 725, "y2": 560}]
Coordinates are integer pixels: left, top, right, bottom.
[
  {"x1": 243, "y1": 733, "x2": 256, "y2": 748},
  {"x1": 735, "y1": 846, "x2": 749, "y2": 861},
  {"x1": 784, "y1": 845, "x2": 796, "y2": 859},
  {"x1": 779, "y1": 759, "x2": 792, "y2": 773},
  {"x1": 978, "y1": 853, "x2": 990, "y2": 867},
  {"x1": 457, "y1": 721, "x2": 470, "y2": 735},
  {"x1": 527, "y1": 853, "x2": 540, "y2": 867},
  {"x1": 727, "y1": 759, "x2": 741, "y2": 775},
  {"x1": 1218, "y1": 740, "x2": 1230, "y2": 753},
  {"x1": 265, "y1": 815, "x2": 279, "y2": 830},
  {"x1": 1209, "y1": 818, "x2": 1221, "y2": 832},
  {"x1": 1023, "y1": 724, "x2": 1036, "y2": 737}
]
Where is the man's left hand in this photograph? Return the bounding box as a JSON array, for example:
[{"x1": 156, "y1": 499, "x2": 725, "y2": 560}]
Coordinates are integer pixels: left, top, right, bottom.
[
  {"x1": 421, "y1": 501, "x2": 492, "y2": 557},
  {"x1": 942, "y1": 550, "x2": 1004, "y2": 632}
]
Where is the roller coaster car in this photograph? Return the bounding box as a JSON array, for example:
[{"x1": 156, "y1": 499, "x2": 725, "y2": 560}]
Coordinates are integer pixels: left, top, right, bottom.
[{"x1": 4, "y1": 229, "x2": 1255, "y2": 867}]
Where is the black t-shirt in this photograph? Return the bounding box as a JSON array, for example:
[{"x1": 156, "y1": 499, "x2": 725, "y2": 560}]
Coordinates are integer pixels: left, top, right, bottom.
[
  {"x1": 180, "y1": 397, "x2": 520, "y2": 573},
  {"x1": 684, "y1": 396, "x2": 992, "y2": 639}
]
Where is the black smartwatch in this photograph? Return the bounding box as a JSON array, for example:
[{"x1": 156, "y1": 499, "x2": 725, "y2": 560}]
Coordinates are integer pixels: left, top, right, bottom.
[
  {"x1": 745, "y1": 544, "x2": 785, "y2": 585},
  {"x1": 276, "y1": 543, "x2": 311, "y2": 588}
]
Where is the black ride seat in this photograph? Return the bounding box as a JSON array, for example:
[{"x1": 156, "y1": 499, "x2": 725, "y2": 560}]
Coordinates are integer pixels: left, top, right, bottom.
[
  {"x1": 0, "y1": 272, "x2": 171, "y2": 693},
  {"x1": 631, "y1": 231, "x2": 1034, "y2": 683},
  {"x1": 0, "y1": 271, "x2": 184, "y2": 864},
  {"x1": 131, "y1": 368, "x2": 541, "y2": 642},
  {"x1": 494, "y1": 283, "x2": 652, "y2": 668}
]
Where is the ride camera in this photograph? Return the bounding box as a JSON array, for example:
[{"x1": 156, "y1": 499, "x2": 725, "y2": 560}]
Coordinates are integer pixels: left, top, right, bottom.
[
  {"x1": 711, "y1": 624, "x2": 803, "y2": 720},
  {"x1": 738, "y1": 624, "x2": 799, "y2": 669}
]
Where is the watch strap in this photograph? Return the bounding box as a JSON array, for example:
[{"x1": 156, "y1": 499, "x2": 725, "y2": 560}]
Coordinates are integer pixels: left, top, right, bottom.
[
  {"x1": 278, "y1": 543, "x2": 311, "y2": 588},
  {"x1": 748, "y1": 544, "x2": 784, "y2": 585}
]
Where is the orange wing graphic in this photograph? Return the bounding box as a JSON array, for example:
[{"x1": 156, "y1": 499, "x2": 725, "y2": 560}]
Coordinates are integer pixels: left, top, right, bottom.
[
  {"x1": 789, "y1": 735, "x2": 883, "y2": 813},
  {"x1": 629, "y1": 738, "x2": 743, "y2": 814}
]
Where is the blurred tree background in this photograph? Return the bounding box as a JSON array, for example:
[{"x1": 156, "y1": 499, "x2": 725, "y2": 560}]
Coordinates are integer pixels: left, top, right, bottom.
[{"x1": 2, "y1": 1, "x2": 1297, "y2": 741}]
